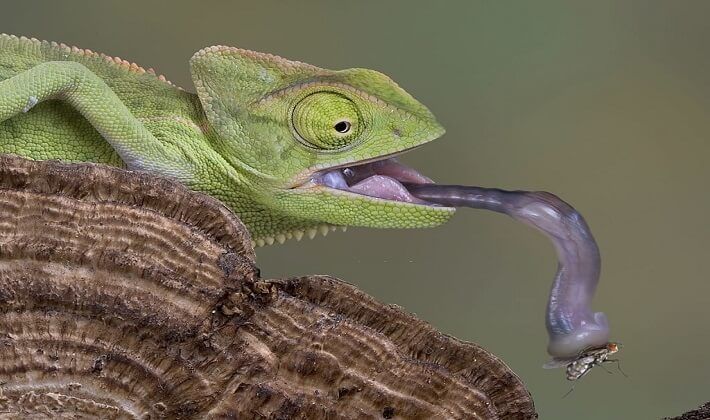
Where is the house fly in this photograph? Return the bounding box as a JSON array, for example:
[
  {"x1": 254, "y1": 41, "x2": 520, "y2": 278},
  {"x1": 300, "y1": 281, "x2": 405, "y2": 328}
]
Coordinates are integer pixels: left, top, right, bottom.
[{"x1": 543, "y1": 342, "x2": 624, "y2": 397}]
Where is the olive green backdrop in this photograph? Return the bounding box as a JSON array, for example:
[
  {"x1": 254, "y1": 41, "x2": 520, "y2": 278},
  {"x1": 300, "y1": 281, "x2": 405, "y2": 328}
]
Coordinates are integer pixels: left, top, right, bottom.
[{"x1": 2, "y1": 1, "x2": 708, "y2": 418}]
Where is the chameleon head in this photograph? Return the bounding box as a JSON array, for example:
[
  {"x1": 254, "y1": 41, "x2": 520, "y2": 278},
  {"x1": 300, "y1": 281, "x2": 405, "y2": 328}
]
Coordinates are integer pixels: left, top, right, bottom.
[{"x1": 190, "y1": 46, "x2": 454, "y2": 240}]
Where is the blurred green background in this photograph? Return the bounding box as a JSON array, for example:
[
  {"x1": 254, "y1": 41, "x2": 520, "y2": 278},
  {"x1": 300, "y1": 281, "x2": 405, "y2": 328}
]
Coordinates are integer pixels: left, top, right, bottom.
[{"x1": 2, "y1": 1, "x2": 708, "y2": 418}]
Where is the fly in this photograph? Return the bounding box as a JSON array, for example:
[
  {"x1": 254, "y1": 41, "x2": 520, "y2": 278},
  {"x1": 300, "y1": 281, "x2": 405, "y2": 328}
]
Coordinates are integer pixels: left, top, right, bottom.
[{"x1": 543, "y1": 342, "x2": 624, "y2": 397}]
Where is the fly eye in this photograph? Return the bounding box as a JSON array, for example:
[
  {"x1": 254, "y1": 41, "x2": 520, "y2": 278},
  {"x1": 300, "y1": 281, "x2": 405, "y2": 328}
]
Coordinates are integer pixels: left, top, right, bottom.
[{"x1": 334, "y1": 120, "x2": 351, "y2": 134}]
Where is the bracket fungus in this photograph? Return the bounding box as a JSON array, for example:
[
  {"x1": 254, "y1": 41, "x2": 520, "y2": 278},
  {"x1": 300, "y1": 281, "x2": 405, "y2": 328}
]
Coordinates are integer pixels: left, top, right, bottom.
[{"x1": 0, "y1": 154, "x2": 536, "y2": 419}]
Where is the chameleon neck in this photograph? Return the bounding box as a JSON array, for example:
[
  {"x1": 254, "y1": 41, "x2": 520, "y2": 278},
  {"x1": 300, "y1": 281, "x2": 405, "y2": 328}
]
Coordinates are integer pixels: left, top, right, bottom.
[{"x1": 186, "y1": 120, "x2": 327, "y2": 244}]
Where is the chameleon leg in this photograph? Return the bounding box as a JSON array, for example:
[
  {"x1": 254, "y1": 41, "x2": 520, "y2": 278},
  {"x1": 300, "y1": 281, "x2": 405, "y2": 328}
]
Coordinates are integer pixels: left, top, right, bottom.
[
  {"x1": 404, "y1": 183, "x2": 610, "y2": 359},
  {"x1": 0, "y1": 61, "x2": 191, "y2": 180}
]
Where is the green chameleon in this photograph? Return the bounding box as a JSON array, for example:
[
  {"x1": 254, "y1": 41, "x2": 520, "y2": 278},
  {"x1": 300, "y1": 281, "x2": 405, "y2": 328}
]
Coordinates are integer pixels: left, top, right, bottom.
[
  {"x1": 0, "y1": 34, "x2": 453, "y2": 247},
  {"x1": 0, "y1": 35, "x2": 615, "y2": 362}
]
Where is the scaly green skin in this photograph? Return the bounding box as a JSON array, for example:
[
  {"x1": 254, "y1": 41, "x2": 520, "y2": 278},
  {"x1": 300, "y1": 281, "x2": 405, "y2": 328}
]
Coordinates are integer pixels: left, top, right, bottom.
[{"x1": 0, "y1": 35, "x2": 454, "y2": 245}]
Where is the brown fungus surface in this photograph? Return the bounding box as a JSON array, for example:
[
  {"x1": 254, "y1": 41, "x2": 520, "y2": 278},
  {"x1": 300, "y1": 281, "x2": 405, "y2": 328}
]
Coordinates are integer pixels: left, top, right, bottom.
[{"x1": 0, "y1": 154, "x2": 536, "y2": 419}]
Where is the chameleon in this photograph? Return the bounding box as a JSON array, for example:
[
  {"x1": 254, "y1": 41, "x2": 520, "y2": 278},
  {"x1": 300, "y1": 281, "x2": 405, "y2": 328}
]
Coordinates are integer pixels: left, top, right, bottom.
[{"x1": 0, "y1": 34, "x2": 615, "y2": 364}]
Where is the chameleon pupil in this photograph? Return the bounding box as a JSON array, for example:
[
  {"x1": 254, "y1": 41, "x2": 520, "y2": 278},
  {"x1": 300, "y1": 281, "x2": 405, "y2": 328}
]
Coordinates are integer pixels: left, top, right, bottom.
[{"x1": 334, "y1": 121, "x2": 350, "y2": 133}]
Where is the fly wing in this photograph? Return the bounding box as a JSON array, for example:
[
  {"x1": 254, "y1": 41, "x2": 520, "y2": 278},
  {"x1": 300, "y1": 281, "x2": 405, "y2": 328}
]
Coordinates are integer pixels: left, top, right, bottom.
[{"x1": 543, "y1": 357, "x2": 573, "y2": 369}]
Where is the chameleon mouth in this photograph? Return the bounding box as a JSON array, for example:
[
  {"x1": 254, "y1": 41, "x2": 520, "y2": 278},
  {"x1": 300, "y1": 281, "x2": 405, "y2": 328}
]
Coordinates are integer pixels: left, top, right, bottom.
[{"x1": 299, "y1": 158, "x2": 440, "y2": 206}]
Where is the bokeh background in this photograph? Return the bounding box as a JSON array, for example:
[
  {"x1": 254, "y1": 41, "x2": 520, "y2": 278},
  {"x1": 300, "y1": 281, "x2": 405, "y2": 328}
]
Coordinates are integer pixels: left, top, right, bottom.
[{"x1": 2, "y1": 1, "x2": 708, "y2": 418}]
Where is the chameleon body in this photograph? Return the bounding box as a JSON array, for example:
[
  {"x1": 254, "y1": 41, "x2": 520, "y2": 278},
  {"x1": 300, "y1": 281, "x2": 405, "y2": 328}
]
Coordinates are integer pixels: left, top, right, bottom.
[
  {"x1": 0, "y1": 35, "x2": 614, "y2": 362},
  {"x1": 0, "y1": 34, "x2": 454, "y2": 246}
]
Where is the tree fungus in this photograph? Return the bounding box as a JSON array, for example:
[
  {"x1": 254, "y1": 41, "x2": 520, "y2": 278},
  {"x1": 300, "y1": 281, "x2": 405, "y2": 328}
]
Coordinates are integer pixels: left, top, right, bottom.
[{"x1": 0, "y1": 154, "x2": 536, "y2": 419}]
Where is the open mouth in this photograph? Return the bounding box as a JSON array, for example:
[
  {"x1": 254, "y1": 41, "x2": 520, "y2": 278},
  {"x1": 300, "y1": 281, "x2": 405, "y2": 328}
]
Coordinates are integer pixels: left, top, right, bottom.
[{"x1": 297, "y1": 157, "x2": 440, "y2": 205}]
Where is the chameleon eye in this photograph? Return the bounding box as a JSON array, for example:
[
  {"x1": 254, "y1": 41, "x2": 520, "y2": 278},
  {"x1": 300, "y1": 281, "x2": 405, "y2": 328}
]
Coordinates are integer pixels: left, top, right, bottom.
[
  {"x1": 334, "y1": 120, "x2": 351, "y2": 133},
  {"x1": 292, "y1": 92, "x2": 361, "y2": 150}
]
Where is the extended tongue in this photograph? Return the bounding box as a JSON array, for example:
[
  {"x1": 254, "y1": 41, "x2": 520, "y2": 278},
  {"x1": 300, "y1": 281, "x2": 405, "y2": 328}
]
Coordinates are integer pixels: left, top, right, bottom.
[{"x1": 404, "y1": 183, "x2": 611, "y2": 359}]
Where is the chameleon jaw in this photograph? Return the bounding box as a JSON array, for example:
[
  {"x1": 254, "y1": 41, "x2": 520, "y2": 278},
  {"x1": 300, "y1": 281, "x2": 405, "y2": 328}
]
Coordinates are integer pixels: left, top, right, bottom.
[{"x1": 253, "y1": 157, "x2": 454, "y2": 248}]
